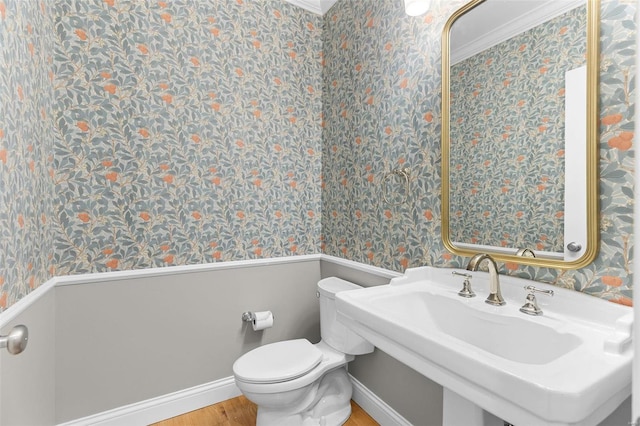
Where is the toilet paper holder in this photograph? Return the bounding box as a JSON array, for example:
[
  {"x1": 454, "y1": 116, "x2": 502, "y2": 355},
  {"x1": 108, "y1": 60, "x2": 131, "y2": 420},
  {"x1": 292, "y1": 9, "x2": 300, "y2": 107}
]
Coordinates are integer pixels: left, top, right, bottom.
[
  {"x1": 242, "y1": 311, "x2": 275, "y2": 322},
  {"x1": 242, "y1": 312, "x2": 256, "y2": 322}
]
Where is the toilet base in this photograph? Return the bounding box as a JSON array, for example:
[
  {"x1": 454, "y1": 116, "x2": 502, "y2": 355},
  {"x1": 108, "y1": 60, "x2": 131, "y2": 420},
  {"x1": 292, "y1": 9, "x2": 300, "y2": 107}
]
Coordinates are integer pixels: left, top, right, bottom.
[{"x1": 255, "y1": 367, "x2": 353, "y2": 426}]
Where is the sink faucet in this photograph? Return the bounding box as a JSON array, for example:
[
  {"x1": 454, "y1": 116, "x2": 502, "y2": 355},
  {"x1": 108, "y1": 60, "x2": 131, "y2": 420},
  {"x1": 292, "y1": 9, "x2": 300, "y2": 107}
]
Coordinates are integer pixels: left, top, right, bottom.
[{"x1": 466, "y1": 253, "x2": 505, "y2": 306}]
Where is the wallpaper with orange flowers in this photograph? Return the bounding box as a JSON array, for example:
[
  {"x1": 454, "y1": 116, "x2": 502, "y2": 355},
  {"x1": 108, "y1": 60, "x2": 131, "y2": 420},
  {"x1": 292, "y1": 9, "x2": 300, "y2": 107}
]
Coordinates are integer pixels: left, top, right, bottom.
[
  {"x1": 51, "y1": 0, "x2": 323, "y2": 275},
  {"x1": 0, "y1": 0, "x2": 55, "y2": 311},
  {"x1": 0, "y1": 0, "x2": 635, "y2": 312},
  {"x1": 321, "y1": 0, "x2": 635, "y2": 305},
  {"x1": 449, "y1": 6, "x2": 586, "y2": 252}
]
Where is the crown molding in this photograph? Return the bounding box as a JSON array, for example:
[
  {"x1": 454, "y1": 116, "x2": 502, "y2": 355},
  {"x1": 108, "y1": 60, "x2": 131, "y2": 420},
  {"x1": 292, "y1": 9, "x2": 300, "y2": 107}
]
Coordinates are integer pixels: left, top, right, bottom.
[
  {"x1": 284, "y1": 0, "x2": 339, "y2": 15},
  {"x1": 452, "y1": 0, "x2": 584, "y2": 64}
]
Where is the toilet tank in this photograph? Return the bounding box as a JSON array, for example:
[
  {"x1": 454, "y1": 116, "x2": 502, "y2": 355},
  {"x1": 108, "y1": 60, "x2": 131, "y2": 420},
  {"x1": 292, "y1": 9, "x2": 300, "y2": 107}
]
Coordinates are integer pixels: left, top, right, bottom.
[{"x1": 318, "y1": 277, "x2": 374, "y2": 355}]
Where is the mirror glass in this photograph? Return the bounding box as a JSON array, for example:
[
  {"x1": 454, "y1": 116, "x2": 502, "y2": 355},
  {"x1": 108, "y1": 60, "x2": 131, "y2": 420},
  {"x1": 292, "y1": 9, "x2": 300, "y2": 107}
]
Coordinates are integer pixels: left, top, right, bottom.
[{"x1": 441, "y1": 0, "x2": 599, "y2": 269}]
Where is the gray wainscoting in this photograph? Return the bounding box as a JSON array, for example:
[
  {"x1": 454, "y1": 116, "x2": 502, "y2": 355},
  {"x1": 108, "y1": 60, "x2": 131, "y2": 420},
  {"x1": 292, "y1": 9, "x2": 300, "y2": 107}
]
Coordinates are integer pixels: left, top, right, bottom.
[
  {"x1": 0, "y1": 290, "x2": 56, "y2": 426},
  {"x1": 54, "y1": 260, "x2": 322, "y2": 423},
  {"x1": 1, "y1": 256, "x2": 444, "y2": 426},
  {"x1": 0, "y1": 257, "x2": 630, "y2": 426}
]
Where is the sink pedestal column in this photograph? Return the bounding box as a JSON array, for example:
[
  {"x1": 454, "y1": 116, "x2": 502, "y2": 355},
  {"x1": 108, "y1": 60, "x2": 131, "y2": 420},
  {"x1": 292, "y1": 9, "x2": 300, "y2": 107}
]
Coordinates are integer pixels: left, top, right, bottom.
[
  {"x1": 443, "y1": 388, "x2": 484, "y2": 426},
  {"x1": 443, "y1": 388, "x2": 505, "y2": 426}
]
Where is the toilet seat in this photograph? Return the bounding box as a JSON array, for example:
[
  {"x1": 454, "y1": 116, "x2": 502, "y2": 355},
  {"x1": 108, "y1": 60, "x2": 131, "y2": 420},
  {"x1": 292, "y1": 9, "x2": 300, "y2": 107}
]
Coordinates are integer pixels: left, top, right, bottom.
[
  {"x1": 233, "y1": 339, "x2": 323, "y2": 384},
  {"x1": 233, "y1": 340, "x2": 352, "y2": 394}
]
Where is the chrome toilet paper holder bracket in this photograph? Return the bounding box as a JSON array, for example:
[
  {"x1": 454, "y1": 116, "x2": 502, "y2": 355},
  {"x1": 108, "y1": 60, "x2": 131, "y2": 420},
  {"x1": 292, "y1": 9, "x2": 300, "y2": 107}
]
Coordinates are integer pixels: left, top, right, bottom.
[{"x1": 241, "y1": 312, "x2": 256, "y2": 322}]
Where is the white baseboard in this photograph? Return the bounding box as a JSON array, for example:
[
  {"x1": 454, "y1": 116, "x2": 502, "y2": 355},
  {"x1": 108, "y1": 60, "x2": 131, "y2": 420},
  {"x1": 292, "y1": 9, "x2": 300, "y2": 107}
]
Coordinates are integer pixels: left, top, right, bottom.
[
  {"x1": 59, "y1": 374, "x2": 409, "y2": 426},
  {"x1": 58, "y1": 377, "x2": 241, "y2": 426},
  {"x1": 350, "y1": 374, "x2": 412, "y2": 426}
]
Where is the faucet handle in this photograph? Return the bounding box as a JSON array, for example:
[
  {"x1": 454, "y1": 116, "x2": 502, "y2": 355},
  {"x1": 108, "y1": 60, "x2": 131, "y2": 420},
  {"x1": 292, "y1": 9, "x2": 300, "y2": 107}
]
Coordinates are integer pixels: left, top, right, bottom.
[
  {"x1": 520, "y1": 285, "x2": 553, "y2": 316},
  {"x1": 452, "y1": 271, "x2": 475, "y2": 298}
]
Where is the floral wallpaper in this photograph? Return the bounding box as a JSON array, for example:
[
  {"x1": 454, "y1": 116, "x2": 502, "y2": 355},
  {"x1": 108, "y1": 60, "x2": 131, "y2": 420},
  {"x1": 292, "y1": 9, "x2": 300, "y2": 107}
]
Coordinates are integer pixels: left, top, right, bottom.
[
  {"x1": 0, "y1": 0, "x2": 635, "y2": 312},
  {"x1": 321, "y1": 0, "x2": 635, "y2": 305},
  {"x1": 51, "y1": 0, "x2": 323, "y2": 275},
  {"x1": 449, "y1": 6, "x2": 586, "y2": 252},
  {"x1": 0, "y1": 0, "x2": 322, "y2": 312},
  {"x1": 0, "y1": 0, "x2": 55, "y2": 311}
]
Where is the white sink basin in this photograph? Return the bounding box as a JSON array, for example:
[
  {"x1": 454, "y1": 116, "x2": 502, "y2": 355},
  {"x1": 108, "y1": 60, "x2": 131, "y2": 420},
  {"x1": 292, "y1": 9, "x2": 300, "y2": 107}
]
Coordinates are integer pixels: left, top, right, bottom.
[
  {"x1": 336, "y1": 266, "x2": 633, "y2": 426},
  {"x1": 383, "y1": 292, "x2": 582, "y2": 365}
]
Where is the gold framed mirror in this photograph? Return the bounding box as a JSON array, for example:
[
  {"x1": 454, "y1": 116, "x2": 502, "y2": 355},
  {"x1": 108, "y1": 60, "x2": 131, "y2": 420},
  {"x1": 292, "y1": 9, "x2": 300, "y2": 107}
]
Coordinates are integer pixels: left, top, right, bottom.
[{"x1": 441, "y1": 0, "x2": 599, "y2": 269}]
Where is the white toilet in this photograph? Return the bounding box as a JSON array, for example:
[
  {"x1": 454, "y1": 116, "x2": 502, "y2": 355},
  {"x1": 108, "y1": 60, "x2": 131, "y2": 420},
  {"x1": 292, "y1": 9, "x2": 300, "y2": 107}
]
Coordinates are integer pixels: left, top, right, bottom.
[{"x1": 232, "y1": 277, "x2": 374, "y2": 426}]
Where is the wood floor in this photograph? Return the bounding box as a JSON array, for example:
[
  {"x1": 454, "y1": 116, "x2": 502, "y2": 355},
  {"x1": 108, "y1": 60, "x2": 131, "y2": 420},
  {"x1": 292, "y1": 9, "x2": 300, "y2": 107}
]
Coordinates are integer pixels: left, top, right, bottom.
[{"x1": 151, "y1": 395, "x2": 379, "y2": 426}]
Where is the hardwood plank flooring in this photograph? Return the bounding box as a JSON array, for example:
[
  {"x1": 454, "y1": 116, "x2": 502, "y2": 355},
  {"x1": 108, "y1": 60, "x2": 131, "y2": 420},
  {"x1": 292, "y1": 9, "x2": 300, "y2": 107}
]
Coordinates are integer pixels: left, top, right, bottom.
[{"x1": 151, "y1": 395, "x2": 379, "y2": 426}]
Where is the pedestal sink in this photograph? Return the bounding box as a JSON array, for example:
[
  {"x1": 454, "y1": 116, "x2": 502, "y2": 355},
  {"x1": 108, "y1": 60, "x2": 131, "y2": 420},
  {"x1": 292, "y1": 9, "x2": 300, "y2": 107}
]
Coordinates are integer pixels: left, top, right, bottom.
[{"x1": 335, "y1": 266, "x2": 632, "y2": 426}]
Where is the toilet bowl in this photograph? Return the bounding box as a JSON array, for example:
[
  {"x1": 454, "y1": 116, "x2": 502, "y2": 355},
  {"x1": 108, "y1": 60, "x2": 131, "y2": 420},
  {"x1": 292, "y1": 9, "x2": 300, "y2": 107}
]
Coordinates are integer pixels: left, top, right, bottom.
[{"x1": 232, "y1": 277, "x2": 374, "y2": 426}]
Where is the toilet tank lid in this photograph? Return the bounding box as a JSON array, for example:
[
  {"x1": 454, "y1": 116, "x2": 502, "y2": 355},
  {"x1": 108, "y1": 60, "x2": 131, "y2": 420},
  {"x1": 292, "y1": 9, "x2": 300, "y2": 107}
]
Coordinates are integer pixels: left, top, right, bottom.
[
  {"x1": 318, "y1": 277, "x2": 363, "y2": 299},
  {"x1": 233, "y1": 339, "x2": 322, "y2": 384}
]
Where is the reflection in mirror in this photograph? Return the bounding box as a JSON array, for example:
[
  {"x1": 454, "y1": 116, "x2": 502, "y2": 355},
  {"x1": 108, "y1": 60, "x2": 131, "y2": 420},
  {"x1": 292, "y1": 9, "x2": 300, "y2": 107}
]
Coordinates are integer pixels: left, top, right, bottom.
[{"x1": 441, "y1": 0, "x2": 599, "y2": 269}]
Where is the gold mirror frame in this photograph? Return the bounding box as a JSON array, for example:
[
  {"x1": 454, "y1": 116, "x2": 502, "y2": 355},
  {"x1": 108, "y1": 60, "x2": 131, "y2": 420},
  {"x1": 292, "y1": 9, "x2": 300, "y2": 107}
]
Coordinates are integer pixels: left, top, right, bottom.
[{"x1": 441, "y1": 0, "x2": 600, "y2": 270}]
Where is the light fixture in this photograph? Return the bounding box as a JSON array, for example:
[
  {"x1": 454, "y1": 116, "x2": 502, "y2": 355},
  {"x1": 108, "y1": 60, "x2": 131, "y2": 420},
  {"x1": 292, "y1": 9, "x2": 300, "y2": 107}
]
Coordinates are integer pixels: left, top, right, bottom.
[{"x1": 404, "y1": 0, "x2": 431, "y2": 16}]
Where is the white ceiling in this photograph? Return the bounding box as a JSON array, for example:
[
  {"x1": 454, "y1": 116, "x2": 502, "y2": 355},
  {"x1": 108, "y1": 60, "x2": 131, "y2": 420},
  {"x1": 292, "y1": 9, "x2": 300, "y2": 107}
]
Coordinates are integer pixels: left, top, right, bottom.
[
  {"x1": 451, "y1": 0, "x2": 584, "y2": 64},
  {"x1": 284, "y1": 0, "x2": 584, "y2": 60},
  {"x1": 284, "y1": 0, "x2": 340, "y2": 15}
]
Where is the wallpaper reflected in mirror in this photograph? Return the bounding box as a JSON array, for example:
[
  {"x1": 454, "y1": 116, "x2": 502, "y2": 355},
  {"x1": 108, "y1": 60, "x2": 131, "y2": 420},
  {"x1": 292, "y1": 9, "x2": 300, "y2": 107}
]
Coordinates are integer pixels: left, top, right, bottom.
[{"x1": 449, "y1": 4, "x2": 586, "y2": 256}]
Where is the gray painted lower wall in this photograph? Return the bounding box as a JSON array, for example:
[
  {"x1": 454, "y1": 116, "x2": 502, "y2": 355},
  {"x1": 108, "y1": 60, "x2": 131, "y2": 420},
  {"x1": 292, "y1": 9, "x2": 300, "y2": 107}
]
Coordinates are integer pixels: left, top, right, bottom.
[
  {"x1": 54, "y1": 260, "x2": 322, "y2": 423},
  {"x1": 0, "y1": 256, "x2": 631, "y2": 426},
  {"x1": 0, "y1": 289, "x2": 56, "y2": 426},
  {"x1": 2, "y1": 257, "x2": 443, "y2": 426}
]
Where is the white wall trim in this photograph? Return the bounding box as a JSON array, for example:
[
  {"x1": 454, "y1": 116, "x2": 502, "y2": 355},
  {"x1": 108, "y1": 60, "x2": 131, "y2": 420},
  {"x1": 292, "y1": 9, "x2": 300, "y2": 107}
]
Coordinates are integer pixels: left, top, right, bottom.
[
  {"x1": 0, "y1": 278, "x2": 57, "y2": 328},
  {"x1": 284, "y1": 0, "x2": 338, "y2": 15},
  {"x1": 1, "y1": 254, "x2": 402, "y2": 329},
  {"x1": 320, "y1": 254, "x2": 402, "y2": 279},
  {"x1": 54, "y1": 254, "x2": 323, "y2": 287},
  {"x1": 451, "y1": 0, "x2": 583, "y2": 64},
  {"x1": 57, "y1": 377, "x2": 241, "y2": 426},
  {"x1": 284, "y1": 0, "x2": 322, "y2": 14},
  {"x1": 350, "y1": 374, "x2": 412, "y2": 426},
  {"x1": 0, "y1": 254, "x2": 324, "y2": 328}
]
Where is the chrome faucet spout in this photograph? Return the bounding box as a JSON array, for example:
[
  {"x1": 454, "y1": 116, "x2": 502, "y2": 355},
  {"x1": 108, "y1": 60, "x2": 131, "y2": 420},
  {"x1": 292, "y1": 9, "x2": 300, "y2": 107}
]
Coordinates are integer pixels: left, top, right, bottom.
[{"x1": 466, "y1": 253, "x2": 505, "y2": 306}]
